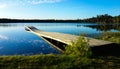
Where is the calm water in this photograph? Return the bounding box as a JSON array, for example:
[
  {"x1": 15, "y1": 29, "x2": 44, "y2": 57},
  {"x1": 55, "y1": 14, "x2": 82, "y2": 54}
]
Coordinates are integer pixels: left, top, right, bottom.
[{"x1": 0, "y1": 23, "x2": 118, "y2": 56}]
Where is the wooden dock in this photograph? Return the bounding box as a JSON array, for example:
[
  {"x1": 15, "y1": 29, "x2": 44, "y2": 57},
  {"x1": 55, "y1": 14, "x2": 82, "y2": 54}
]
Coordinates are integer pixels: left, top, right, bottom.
[{"x1": 25, "y1": 26, "x2": 113, "y2": 52}]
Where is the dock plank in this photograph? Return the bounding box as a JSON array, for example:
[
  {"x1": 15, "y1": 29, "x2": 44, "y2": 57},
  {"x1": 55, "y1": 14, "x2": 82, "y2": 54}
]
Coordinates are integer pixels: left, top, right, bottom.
[{"x1": 25, "y1": 26, "x2": 113, "y2": 47}]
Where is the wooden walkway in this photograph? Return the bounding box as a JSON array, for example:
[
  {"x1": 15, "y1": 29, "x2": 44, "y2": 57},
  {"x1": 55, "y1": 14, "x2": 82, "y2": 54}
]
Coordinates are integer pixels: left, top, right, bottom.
[{"x1": 25, "y1": 26, "x2": 113, "y2": 47}]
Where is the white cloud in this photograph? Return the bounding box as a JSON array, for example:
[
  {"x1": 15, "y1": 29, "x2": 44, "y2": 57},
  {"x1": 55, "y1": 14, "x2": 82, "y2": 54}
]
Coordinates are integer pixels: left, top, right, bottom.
[
  {"x1": 27, "y1": 0, "x2": 62, "y2": 4},
  {"x1": 28, "y1": 39, "x2": 43, "y2": 43},
  {"x1": 0, "y1": 46, "x2": 3, "y2": 50},
  {"x1": 0, "y1": 34, "x2": 8, "y2": 40},
  {"x1": 0, "y1": 0, "x2": 63, "y2": 6},
  {"x1": 0, "y1": 3, "x2": 7, "y2": 8}
]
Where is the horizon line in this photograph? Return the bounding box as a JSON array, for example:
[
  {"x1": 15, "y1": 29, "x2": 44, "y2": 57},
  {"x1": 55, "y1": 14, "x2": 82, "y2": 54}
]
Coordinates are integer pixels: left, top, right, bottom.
[{"x1": 0, "y1": 14, "x2": 119, "y2": 20}]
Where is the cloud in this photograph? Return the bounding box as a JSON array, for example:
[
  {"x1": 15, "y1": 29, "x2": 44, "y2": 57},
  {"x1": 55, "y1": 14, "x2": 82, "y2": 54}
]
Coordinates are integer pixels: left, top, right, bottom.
[
  {"x1": 28, "y1": 39, "x2": 43, "y2": 44},
  {"x1": 0, "y1": 3, "x2": 7, "y2": 8},
  {"x1": 0, "y1": 46, "x2": 3, "y2": 50},
  {"x1": 0, "y1": 34, "x2": 8, "y2": 40},
  {"x1": 27, "y1": 0, "x2": 62, "y2": 4},
  {"x1": 0, "y1": 0, "x2": 63, "y2": 7}
]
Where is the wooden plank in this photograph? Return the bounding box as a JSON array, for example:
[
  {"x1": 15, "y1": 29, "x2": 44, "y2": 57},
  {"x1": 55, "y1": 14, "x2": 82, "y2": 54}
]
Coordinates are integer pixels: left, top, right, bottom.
[{"x1": 25, "y1": 26, "x2": 113, "y2": 47}]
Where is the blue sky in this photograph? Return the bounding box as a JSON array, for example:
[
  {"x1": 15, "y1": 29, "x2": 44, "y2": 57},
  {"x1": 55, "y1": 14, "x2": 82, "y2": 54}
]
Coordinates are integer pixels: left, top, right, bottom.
[{"x1": 0, "y1": 0, "x2": 120, "y2": 19}]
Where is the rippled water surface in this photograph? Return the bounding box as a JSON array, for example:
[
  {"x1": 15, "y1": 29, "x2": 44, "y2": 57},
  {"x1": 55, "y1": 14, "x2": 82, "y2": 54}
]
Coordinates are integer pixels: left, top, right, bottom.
[{"x1": 0, "y1": 23, "x2": 118, "y2": 55}]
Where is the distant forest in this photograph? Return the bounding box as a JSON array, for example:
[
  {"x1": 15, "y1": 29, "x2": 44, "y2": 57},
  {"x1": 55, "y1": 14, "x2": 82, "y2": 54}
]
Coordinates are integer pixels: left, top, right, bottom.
[
  {"x1": 82, "y1": 14, "x2": 120, "y2": 24},
  {"x1": 0, "y1": 14, "x2": 120, "y2": 24}
]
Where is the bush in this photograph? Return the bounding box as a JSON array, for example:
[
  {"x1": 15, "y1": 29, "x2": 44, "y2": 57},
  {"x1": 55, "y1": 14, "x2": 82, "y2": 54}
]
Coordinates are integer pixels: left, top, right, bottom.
[
  {"x1": 101, "y1": 32, "x2": 120, "y2": 44},
  {"x1": 64, "y1": 35, "x2": 91, "y2": 57}
]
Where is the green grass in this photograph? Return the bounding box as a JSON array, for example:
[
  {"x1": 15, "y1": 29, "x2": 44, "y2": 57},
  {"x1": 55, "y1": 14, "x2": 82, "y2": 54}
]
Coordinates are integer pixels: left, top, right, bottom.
[
  {"x1": 89, "y1": 56, "x2": 120, "y2": 69},
  {"x1": 101, "y1": 32, "x2": 120, "y2": 44},
  {"x1": 0, "y1": 55, "x2": 120, "y2": 69},
  {"x1": 0, "y1": 54, "x2": 91, "y2": 69}
]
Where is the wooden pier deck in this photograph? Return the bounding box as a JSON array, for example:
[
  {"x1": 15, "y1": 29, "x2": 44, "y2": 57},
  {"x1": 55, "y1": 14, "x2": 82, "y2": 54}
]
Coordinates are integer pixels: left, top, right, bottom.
[
  {"x1": 25, "y1": 26, "x2": 120, "y2": 56},
  {"x1": 25, "y1": 26, "x2": 113, "y2": 47}
]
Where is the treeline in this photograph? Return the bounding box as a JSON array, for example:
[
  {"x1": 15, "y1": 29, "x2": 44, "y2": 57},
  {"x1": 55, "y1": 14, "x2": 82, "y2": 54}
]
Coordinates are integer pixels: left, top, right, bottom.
[
  {"x1": 0, "y1": 18, "x2": 81, "y2": 23},
  {"x1": 0, "y1": 14, "x2": 120, "y2": 23},
  {"x1": 82, "y1": 14, "x2": 120, "y2": 24}
]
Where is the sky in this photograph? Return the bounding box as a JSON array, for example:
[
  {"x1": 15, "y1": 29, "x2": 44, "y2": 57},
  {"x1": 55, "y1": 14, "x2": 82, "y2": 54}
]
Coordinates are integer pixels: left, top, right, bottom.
[{"x1": 0, "y1": 0, "x2": 120, "y2": 19}]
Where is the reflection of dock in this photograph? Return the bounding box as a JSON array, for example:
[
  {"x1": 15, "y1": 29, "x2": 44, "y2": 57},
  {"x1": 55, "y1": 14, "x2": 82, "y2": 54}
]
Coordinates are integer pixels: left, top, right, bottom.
[{"x1": 25, "y1": 26, "x2": 113, "y2": 52}]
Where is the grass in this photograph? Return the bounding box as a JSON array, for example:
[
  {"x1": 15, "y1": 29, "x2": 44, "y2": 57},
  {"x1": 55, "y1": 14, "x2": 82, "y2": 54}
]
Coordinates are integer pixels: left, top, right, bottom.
[
  {"x1": 0, "y1": 54, "x2": 91, "y2": 69},
  {"x1": 0, "y1": 55, "x2": 120, "y2": 69},
  {"x1": 89, "y1": 56, "x2": 120, "y2": 69},
  {"x1": 101, "y1": 32, "x2": 120, "y2": 44}
]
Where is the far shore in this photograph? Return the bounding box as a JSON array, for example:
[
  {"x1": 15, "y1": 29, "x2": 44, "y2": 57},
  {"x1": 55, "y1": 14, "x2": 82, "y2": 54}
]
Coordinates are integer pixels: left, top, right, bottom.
[
  {"x1": 0, "y1": 19, "x2": 82, "y2": 23},
  {"x1": 0, "y1": 14, "x2": 120, "y2": 23}
]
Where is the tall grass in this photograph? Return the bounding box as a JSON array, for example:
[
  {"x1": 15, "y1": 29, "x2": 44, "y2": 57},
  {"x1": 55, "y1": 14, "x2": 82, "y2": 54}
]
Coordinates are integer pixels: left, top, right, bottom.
[
  {"x1": 101, "y1": 32, "x2": 120, "y2": 44},
  {"x1": 0, "y1": 54, "x2": 91, "y2": 69}
]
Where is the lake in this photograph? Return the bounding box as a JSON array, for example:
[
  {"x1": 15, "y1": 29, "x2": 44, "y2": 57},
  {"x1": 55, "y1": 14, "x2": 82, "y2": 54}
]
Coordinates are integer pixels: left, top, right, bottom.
[{"x1": 0, "y1": 23, "x2": 119, "y2": 56}]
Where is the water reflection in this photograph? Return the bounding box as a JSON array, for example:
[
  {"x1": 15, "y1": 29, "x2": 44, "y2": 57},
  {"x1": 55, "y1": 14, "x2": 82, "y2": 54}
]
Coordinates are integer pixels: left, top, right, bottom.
[
  {"x1": 85, "y1": 24, "x2": 120, "y2": 31},
  {"x1": 0, "y1": 23, "x2": 119, "y2": 56}
]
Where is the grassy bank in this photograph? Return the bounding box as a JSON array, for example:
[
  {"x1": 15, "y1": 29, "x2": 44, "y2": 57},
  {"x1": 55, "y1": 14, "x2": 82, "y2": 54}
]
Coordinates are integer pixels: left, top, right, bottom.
[
  {"x1": 0, "y1": 55, "x2": 120, "y2": 69},
  {"x1": 0, "y1": 54, "x2": 91, "y2": 69},
  {"x1": 101, "y1": 32, "x2": 120, "y2": 44}
]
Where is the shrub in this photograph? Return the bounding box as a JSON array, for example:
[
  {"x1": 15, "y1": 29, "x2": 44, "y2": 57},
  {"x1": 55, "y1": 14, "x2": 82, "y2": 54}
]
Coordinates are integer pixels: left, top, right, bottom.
[
  {"x1": 101, "y1": 32, "x2": 120, "y2": 44},
  {"x1": 64, "y1": 35, "x2": 91, "y2": 57}
]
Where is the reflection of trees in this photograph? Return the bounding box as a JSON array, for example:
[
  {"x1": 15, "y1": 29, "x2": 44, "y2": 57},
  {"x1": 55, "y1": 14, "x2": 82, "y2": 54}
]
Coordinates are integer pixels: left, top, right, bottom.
[
  {"x1": 0, "y1": 23, "x2": 11, "y2": 27},
  {"x1": 0, "y1": 23, "x2": 14, "y2": 27},
  {"x1": 85, "y1": 24, "x2": 120, "y2": 31}
]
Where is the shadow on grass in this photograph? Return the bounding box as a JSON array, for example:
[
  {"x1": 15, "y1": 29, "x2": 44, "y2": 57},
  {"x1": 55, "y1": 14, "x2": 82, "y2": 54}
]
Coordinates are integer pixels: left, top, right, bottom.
[{"x1": 91, "y1": 43, "x2": 120, "y2": 56}]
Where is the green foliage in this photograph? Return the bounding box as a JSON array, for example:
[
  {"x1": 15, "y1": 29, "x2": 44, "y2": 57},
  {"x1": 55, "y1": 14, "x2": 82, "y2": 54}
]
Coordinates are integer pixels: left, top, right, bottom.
[
  {"x1": 0, "y1": 55, "x2": 120, "y2": 69},
  {"x1": 64, "y1": 36, "x2": 91, "y2": 57},
  {"x1": 0, "y1": 54, "x2": 91, "y2": 69},
  {"x1": 83, "y1": 14, "x2": 120, "y2": 24},
  {"x1": 101, "y1": 32, "x2": 120, "y2": 44},
  {"x1": 89, "y1": 56, "x2": 120, "y2": 69}
]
